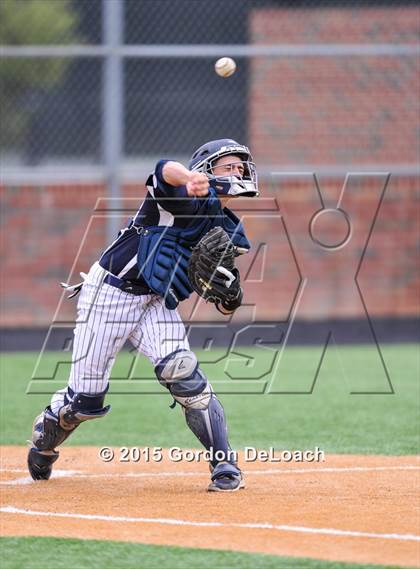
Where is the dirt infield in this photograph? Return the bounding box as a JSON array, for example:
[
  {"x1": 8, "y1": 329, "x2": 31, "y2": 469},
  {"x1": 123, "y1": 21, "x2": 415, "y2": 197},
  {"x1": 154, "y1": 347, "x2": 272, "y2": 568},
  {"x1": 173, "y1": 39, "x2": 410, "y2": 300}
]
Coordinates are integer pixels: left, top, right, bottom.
[{"x1": 1, "y1": 447, "x2": 419, "y2": 567}]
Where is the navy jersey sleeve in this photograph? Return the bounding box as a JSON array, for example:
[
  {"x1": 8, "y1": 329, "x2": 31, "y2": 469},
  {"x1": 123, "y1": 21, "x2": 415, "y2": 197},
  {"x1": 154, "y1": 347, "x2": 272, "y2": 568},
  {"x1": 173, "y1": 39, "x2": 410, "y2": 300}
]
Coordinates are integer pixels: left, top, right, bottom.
[{"x1": 149, "y1": 159, "x2": 199, "y2": 215}]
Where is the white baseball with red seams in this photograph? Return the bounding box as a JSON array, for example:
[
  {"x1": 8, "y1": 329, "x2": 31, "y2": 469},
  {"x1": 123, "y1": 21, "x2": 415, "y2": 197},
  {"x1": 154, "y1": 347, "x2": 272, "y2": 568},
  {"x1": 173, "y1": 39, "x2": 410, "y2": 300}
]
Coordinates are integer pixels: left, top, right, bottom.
[{"x1": 214, "y1": 57, "x2": 236, "y2": 77}]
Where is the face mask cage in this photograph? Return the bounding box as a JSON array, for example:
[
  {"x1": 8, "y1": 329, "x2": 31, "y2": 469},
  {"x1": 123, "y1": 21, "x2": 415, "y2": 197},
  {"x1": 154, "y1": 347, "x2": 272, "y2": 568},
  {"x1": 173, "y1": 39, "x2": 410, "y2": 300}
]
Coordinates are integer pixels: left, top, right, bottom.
[{"x1": 204, "y1": 155, "x2": 259, "y2": 196}]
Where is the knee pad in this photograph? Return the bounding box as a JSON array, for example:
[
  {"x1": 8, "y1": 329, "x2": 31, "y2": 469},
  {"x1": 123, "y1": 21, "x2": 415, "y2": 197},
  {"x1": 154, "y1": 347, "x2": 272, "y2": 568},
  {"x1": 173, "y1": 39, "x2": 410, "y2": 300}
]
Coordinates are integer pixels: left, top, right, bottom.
[
  {"x1": 31, "y1": 386, "x2": 110, "y2": 451},
  {"x1": 155, "y1": 350, "x2": 211, "y2": 409}
]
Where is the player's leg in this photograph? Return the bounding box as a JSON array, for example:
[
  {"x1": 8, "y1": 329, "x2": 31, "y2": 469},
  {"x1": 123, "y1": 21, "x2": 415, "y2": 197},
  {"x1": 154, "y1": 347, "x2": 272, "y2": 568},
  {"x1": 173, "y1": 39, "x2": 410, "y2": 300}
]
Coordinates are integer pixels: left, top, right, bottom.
[
  {"x1": 28, "y1": 263, "x2": 147, "y2": 480},
  {"x1": 130, "y1": 297, "x2": 243, "y2": 492},
  {"x1": 28, "y1": 387, "x2": 110, "y2": 480}
]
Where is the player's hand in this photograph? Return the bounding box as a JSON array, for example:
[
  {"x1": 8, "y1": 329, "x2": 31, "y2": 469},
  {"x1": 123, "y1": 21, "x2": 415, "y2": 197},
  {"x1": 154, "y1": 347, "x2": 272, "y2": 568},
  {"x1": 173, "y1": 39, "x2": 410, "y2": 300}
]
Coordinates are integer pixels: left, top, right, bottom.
[{"x1": 186, "y1": 172, "x2": 209, "y2": 197}]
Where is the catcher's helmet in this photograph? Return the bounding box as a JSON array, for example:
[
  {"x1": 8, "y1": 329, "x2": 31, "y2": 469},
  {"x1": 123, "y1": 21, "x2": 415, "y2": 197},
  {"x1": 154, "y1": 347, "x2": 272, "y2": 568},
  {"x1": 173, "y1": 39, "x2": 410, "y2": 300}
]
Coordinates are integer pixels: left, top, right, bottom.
[{"x1": 189, "y1": 138, "x2": 259, "y2": 197}]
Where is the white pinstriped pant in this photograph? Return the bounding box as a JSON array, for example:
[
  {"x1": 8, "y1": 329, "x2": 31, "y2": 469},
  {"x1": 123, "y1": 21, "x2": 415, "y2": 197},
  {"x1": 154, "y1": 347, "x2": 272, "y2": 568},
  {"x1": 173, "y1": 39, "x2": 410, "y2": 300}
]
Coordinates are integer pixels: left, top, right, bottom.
[{"x1": 50, "y1": 262, "x2": 189, "y2": 413}]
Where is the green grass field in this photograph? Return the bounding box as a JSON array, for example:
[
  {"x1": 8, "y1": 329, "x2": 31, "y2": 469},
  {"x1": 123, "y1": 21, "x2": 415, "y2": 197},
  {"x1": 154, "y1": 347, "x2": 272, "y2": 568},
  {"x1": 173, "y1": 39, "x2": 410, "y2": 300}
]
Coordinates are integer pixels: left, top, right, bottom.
[
  {"x1": 0, "y1": 537, "x2": 408, "y2": 569},
  {"x1": 1, "y1": 345, "x2": 418, "y2": 454},
  {"x1": 1, "y1": 345, "x2": 418, "y2": 569}
]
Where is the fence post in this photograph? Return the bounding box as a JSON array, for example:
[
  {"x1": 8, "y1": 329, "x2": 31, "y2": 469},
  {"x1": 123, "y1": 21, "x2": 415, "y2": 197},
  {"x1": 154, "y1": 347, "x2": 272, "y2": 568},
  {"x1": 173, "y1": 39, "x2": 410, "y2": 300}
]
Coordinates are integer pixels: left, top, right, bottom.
[{"x1": 103, "y1": 0, "x2": 124, "y2": 244}]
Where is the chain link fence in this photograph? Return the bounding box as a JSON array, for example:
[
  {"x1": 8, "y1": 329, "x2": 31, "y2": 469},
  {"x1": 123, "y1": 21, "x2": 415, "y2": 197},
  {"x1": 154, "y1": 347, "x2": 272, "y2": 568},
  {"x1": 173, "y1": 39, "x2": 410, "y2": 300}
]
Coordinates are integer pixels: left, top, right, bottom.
[
  {"x1": 0, "y1": 0, "x2": 419, "y2": 329},
  {"x1": 2, "y1": 0, "x2": 418, "y2": 168}
]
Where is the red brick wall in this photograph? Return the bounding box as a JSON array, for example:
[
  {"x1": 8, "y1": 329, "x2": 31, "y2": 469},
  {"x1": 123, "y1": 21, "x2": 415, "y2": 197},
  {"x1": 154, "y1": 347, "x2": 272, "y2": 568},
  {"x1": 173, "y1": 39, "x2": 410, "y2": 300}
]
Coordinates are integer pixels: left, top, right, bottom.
[
  {"x1": 1, "y1": 183, "x2": 107, "y2": 326},
  {"x1": 242, "y1": 5, "x2": 418, "y2": 322},
  {"x1": 1, "y1": 175, "x2": 418, "y2": 326},
  {"x1": 1, "y1": 7, "x2": 418, "y2": 327},
  {"x1": 250, "y1": 7, "x2": 419, "y2": 167}
]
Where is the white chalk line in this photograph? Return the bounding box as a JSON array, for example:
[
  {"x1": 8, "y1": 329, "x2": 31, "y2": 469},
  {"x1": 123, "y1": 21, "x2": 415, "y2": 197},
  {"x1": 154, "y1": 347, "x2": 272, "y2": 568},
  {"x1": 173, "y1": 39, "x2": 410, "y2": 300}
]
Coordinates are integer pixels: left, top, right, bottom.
[
  {"x1": 0, "y1": 470, "x2": 82, "y2": 485},
  {"x1": 1, "y1": 506, "x2": 419, "y2": 543},
  {"x1": 0, "y1": 468, "x2": 81, "y2": 475},
  {"x1": 1, "y1": 465, "x2": 419, "y2": 486},
  {"x1": 252, "y1": 465, "x2": 420, "y2": 475}
]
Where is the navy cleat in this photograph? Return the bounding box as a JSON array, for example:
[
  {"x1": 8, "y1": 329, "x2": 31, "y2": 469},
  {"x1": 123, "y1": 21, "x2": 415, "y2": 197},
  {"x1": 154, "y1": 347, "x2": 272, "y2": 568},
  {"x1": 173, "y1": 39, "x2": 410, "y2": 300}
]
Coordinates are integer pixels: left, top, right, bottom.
[
  {"x1": 27, "y1": 448, "x2": 59, "y2": 481},
  {"x1": 208, "y1": 462, "x2": 245, "y2": 492}
]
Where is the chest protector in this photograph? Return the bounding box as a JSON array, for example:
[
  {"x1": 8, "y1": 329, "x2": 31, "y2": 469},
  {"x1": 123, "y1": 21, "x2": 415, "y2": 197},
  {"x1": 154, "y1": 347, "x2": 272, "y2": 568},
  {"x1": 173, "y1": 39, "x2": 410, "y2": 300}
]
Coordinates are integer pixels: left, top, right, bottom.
[{"x1": 137, "y1": 189, "x2": 250, "y2": 309}]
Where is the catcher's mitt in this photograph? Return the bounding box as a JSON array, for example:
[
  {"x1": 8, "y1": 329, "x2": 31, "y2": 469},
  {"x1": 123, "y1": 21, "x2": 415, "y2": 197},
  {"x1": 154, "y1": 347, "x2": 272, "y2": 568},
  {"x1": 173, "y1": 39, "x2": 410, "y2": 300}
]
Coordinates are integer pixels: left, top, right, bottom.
[{"x1": 188, "y1": 227, "x2": 242, "y2": 310}]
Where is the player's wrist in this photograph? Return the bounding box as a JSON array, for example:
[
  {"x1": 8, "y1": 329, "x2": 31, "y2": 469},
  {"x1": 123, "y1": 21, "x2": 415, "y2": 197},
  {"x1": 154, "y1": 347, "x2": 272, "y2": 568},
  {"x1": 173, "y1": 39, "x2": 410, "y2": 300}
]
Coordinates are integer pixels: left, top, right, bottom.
[
  {"x1": 186, "y1": 171, "x2": 210, "y2": 197},
  {"x1": 186, "y1": 175, "x2": 196, "y2": 196}
]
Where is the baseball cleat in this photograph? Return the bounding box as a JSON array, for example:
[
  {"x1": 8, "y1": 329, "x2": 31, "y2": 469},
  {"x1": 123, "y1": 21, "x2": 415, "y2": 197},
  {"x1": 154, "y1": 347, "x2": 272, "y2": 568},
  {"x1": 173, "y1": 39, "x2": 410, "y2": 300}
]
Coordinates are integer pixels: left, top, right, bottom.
[
  {"x1": 208, "y1": 461, "x2": 245, "y2": 492},
  {"x1": 27, "y1": 447, "x2": 59, "y2": 481}
]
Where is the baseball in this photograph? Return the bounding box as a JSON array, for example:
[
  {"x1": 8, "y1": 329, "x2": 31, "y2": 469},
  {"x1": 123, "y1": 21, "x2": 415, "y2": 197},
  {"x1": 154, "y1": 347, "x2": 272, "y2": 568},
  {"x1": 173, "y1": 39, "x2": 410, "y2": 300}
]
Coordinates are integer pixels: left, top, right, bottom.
[{"x1": 215, "y1": 57, "x2": 236, "y2": 78}]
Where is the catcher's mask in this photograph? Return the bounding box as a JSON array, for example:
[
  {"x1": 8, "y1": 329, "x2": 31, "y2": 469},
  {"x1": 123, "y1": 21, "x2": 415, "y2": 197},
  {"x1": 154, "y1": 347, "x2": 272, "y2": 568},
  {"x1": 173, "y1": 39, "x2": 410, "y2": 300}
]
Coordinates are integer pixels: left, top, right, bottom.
[{"x1": 189, "y1": 138, "x2": 259, "y2": 197}]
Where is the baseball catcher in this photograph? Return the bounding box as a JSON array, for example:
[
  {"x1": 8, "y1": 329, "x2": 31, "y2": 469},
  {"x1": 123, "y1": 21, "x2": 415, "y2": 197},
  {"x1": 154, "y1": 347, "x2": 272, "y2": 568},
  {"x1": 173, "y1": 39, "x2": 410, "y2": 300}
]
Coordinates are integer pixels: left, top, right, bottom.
[{"x1": 28, "y1": 138, "x2": 258, "y2": 492}]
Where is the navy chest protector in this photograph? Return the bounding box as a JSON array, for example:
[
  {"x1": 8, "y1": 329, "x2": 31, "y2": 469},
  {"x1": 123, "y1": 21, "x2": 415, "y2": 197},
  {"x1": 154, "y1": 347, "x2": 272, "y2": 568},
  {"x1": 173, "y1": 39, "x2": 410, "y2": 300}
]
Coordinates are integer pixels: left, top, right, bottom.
[{"x1": 137, "y1": 190, "x2": 250, "y2": 309}]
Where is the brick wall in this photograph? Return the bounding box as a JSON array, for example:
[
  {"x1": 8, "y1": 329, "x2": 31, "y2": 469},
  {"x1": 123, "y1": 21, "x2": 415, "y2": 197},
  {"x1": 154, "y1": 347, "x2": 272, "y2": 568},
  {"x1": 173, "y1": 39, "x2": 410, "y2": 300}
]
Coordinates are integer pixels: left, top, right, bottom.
[
  {"x1": 1, "y1": 6, "x2": 418, "y2": 327},
  {"x1": 242, "y1": 5, "x2": 419, "y2": 321},
  {"x1": 1, "y1": 183, "x2": 106, "y2": 326},
  {"x1": 250, "y1": 7, "x2": 419, "y2": 167},
  {"x1": 1, "y1": 174, "x2": 418, "y2": 326}
]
